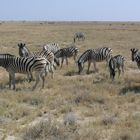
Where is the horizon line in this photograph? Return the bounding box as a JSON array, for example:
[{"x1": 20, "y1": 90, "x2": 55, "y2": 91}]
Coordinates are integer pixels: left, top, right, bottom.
[{"x1": 1, "y1": 20, "x2": 140, "y2": 23}]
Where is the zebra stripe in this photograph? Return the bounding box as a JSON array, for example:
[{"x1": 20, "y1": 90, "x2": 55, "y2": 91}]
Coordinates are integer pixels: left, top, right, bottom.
[
  {"x1": 43, "y1": 43, "x2": 60, "y2": 54},
  {"x1": 0, "y1": 54, "x2": 48, "y2": 90},
  {"x1": 77, "y1": 49, "x2": 92, "y2": 74},
  {"x1": 54, "y1": 44, "x2": 79, "y2": 68},
  {"x1": 130, "y1": 48, "x2": 140, "y2": 69},
  {"x1": 18, "y1": 43, "x2": 30, "y2": 57},
  {"x1": 77, "y1": 47, "x2": 112, "y2": 74},
  {"x1": 109, "y1": 55, "x2": 125, "y2": 80},
  {"x1": 30, "y1": 48, "x2": 55, "y2": 78}
]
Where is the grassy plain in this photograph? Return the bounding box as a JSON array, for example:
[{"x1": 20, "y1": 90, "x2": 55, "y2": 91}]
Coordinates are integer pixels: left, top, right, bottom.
[{"x1": 0, "y1": 21, "x2": 140, "y2": 140}]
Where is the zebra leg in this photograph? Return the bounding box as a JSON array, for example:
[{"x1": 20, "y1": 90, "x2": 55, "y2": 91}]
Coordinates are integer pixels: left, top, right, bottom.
[
  {"x1": 10, "y1": 72, "x2": 16, "y2": 90},
  {"x1": 93, "y1": 61, "x2": 98, "y2": 72},
  {"x1": 32, "y1": 71, "x2": 40, "y2": 91},
  {"x1": 121, "y1": 64, "x2": 124, "y2": 73},
  {"x1": 61, "y1": 58, "x2": 64, "y2": 68},
  {"x1": 9, "y1": 73, "x2": 12, "y2": 89},
  {"x1": 118, "y1": 67, "x2": 121, "y2": 78},
  {"x1": 87, "y1": 61, "x2": 91, "y2": 74},
  {"x1": 137, "y1": 63, "x2": 140, "y2": 69},
  {"x1": 45, "y1": 65, "x2": 49, "y2": 77},
  {"x1": 106, "y1": 59, "x2": 109, "y2": 70},
  {"x1": 73, "y1": 54, "x2": 77, "y2": 62},
  {"x1": 28, "y1": 72, "x2": 34, "y2": 82},
  {"x1": 50, "y1": 64, "x2": 54, "y2": 79},
  {"x1": 40, "y1": 71, "x2": 45, "y2": 89},
  {"x1": 66, "y1": 57, "x2": 68, "y2": 65}
]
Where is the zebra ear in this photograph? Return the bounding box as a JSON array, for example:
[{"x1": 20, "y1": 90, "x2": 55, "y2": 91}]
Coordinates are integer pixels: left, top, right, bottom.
[
  {"x1": 23, "y1": 43, "x2": 26, "y2": 46},
  {"x1": 18, "y1": 43, "x2": 20, "y2": 47}
]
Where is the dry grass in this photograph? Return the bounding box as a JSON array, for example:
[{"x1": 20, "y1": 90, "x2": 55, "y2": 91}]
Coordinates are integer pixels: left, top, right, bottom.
[{"x1": 0, "y1": 21, "x2": 140, "y2": 140}]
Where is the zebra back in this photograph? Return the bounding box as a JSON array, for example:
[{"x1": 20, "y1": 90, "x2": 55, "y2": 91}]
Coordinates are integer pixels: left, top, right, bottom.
[
  {"x1": 0, "y1": 54, "x2": 47, "y2": 73},
  {"x1": 43, "y1": 43, "x2": 60, "y2": 54},
  {"x1": 55, "y1": 46, "x2": 79, "y2": 58},
  {"x1": 91, "y1": 47, "x2": 112, "y2": 62},
  {"x1": 30, "y1": 49, "x2": 54, "y2": 64}
]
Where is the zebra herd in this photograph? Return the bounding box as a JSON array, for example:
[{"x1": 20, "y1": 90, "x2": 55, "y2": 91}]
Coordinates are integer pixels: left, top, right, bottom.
[{"x1": 0, "y1": 32, "x2": 140, "y2": 90}]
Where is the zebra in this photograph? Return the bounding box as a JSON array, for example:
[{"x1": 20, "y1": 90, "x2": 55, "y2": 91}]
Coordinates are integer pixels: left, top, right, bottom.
[
  {"x1": 74, "y1": 32, "x2": 85, "y2": 43},
  {"x1": 0, "y1": 54, "x2": 49, "y2": 90},
  {"x1": 43, "y1": 43, "x2": 60, "y2": 68},
  {"x1": 54, "y1": 44, "x2": 79, "y2": 68},
  {"x1": 77, "y1": 47, "x2": 112, "y2": 74},
  {"x1": 43, "y1": 43, "x2": 60, "y2": 54},
  {"x1": 18, "y1": 43, "x2": 31, "y2": 57},
  {"x1": 130, "y1": 48, "x2": 140, "y2": 69},
  {"x1": 109, "y1": 55, "x2": 125, "y2": 80},
  {"x1": 77, "y1": 49, "x2": 92, "y2": 74},
  {"x1": 29, "y1": 47, "x2": 56, "y2": 78}
]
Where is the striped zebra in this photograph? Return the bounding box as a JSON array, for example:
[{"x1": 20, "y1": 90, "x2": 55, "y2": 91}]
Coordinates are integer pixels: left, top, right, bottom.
[
  {"x1": 54, "y1": 44, "x2": 79, "y2": 68},
  {"x1": 74, "y1": 32, "x2": 85, "y2": 43},
  {"x1": 0, "y1": 54, "x2": 49, "y2": 90},
  {"x1": 77, "y1": 47, "x2": 112, "y2": 74},
  {"x1": 18, "y1": 43, "x2": 31, "y2": 57},
  {"x1": 130, "y1": 48, "x2": 140, "y2": 69},
  {"x1": 109, "y1": 55, "x2": 125, "y2": 80},
  {"x1": 43, "y1": 43, "x2": 60, "y2": 54},
  {"x1": 30, "y1": 47, "x2": 56, "y2": 78}
]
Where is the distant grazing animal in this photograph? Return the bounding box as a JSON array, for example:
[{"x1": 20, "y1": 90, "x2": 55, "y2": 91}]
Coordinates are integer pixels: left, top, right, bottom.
[
  {"x1": 0, "y1": 54, "x2": 49, "y2": 90},
  {"x1": 130, "y1": 48, "x2": 140, "y2": 69},
  {"x1": 43, "y1": 43, "x2": 60, "y2": 54},
  {"x1": 109, "y1": 55, "x2": 125, "y2": 80},
  {"x1": 77, "y1": 47, "x2": 112, "y2": 74},
  {"x1": 54, "y1": 44, "x2": 79, "y2": 68},
  {"x1": 18, "y1": 43, "x2": 30, "y2": 57},
  {"x1": 74, "y1": 32, "x2": 85, "y2": 43}
]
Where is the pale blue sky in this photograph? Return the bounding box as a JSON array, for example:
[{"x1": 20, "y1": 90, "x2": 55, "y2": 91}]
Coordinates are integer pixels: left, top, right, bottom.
[{"x1": 0, "y1": 0, "x2": 140, "y2": 21}]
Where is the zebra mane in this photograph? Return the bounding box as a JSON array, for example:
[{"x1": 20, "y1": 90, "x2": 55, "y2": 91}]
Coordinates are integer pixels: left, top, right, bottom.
[{"x1": 131, "y1": 48, "x2": 138, "y2": 53}]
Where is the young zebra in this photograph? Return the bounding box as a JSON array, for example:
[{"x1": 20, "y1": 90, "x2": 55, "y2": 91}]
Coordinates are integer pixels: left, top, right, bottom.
[
  {"x1": 74, "y1": 32, "x2": 85, "y2": 43},
  {"x1": 130, "y1": 48, "x2": 140, "y2": 69},
  {"x1": 109, "y1": 55, "x2": 125, "y2": 80},
  {"x1": 0, "y1": 54, "x2": 49, "y2": 90},
  {"x1": 77, "y1": 47, "x2": 112, "y2": 74},
  {"x1": 18, "y1": 43, "x2": 31, "y2": 57},
  {"x1": 54, "y1": 44, "x2": 79, "y2": 68},
  {"x1": 43, "y1": 43, "x2": 60, "y2": 54}
]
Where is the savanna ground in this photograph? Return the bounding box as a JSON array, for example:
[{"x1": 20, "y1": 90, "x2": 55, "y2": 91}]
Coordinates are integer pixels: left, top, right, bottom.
[{"x1": 0, "y1": 21, "x2": 140, "y2": 140}]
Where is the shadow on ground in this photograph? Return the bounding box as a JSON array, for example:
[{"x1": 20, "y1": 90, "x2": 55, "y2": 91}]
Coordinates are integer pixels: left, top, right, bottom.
[{"x1": 120, "y1": 85, "x2": 140, "y2": 95}]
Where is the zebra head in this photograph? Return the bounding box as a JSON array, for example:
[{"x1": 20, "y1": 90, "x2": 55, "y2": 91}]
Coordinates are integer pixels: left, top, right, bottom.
[
  {"x1": 43, "y1": 45, "x2": 47, "y2": 51},
  {"x1": 54, "y1": 57, "x2": 60, "y2": 66},
  {"x1": 18, "y1": 43, "x2": 30, "y2": 57},
  {"x1": 77, "y1": 60, "x2": 84, "y2": 74},
  {"x1": 130, "y1": 48, "x2": 138, "y2": 61}
]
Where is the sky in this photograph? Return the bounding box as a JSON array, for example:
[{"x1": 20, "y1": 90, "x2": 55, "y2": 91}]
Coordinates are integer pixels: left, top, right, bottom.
[{"x1": 0, "y1": 0, "x2": 140, "y2": 21}]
